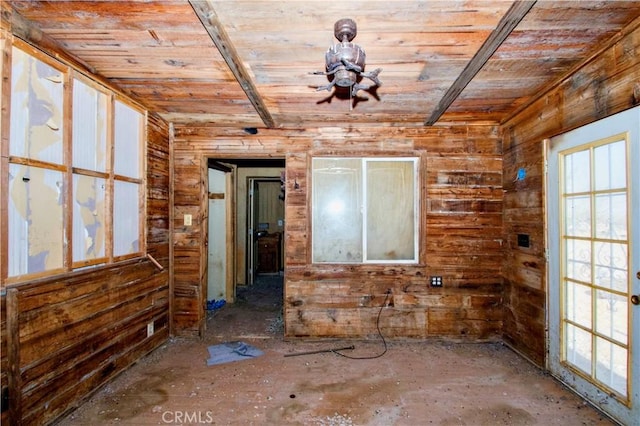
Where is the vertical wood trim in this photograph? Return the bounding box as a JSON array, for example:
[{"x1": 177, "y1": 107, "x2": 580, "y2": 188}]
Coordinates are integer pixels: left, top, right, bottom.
[
  {"x1": 63, "y1": 67, "x2": 73, "y2": 271},
  {"x1": 105, "y1": 94, "x2": 114, "y2": 262},
  {"x1": 542, "y1": 137, "x2": 551, "y2": 369},
  {"x1": 6, "y1": 288, "x2": 22, "y2": 424},
  {"x1": 168, "y1": 123, "x2": 175, "y2": 336},
  {"x1": 140, "y1": 111, "x2": 148, "y2": 255},
  {"x1": 199, "y1": 155, "x2": 207, "y2": 337},
  {"x1": 225, "y1": 169, "x2": 235, "y2": 302},
  {"x1": 419, "y1": 151, "x2": 429, "y2": 264},
  {"x1": 0, "y1": 33, "x2": 11, "y2": 285}
]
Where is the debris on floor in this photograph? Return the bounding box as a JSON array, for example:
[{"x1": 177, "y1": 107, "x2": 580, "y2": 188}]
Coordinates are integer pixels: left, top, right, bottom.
[{"x1": 206, "y1": 341, "x2": 263, "y2": 366}]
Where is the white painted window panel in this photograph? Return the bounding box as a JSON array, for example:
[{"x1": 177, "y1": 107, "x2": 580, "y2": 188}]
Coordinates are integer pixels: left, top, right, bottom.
[
  {"x1": 73, "y1": 175, "x2": 106, "y2": 262},
  {"x1": 8, "y1": 164, "x2": 64, "y2": 276},
  {"x1": 312, "y1": 158, "x2": 363, "y2": 262},
  {"x1": 72, "y1": 79, "x2": 108, "y2": 172},
  {"x1": 366, "y1": 160, "x2": 416, "y2": 261},
  {"x1": 113, "y1": 180, "x2": 140, "y2": 256},
  {"x1": 114, "y1": 101, "x2": 142, "y2": 179},
  {"x1": 10, "y1": 46, "x2": 63, "y2": 164}
]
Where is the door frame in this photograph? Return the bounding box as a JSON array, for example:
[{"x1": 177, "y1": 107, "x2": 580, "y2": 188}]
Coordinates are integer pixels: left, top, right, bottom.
[
  {"x1": 246, "y1": 177, "x2": 282, "y2": 285},
  {"x1": 205, "y1": 161, "x2": 236, "y2": 305},
  {"x1": 546, "y1": 106, "x2": 640, "y2": 425}
]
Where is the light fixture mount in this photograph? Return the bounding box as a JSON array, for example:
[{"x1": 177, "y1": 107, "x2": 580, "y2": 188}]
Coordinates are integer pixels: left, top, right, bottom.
[{"x1": 312, "y1": 18, "x2": 382, "y2": 98}]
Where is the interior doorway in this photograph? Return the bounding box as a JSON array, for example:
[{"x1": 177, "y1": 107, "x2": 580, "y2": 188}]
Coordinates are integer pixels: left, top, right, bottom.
[
  {"x1": 205, "y1": 158, "x2": 285, "y2": 309},
  {"x1": 247, "y1": 177, "x2": 284, "y2": 285},
  {"x1": 206, "y1": 162, "x2": 235, "y2": 305}
]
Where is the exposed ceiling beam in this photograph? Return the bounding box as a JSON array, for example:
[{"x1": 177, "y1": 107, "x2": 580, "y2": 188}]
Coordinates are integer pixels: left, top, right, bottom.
[
  {"x1": 189, "y1": 0, "x2": 276, "y2": 128},
  {"x1": 424, "y1": 0, "x2": 537, "y2": 126}
]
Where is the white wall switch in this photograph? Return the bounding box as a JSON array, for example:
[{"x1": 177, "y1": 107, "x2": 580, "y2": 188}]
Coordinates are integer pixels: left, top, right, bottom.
[{"x1": 184, "y1": 214, "x2": 192, "y2": 226}]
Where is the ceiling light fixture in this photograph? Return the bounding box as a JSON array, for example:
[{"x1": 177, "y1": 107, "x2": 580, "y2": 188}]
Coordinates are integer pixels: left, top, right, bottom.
[{"x1": 311, "y1": 18, "x2": 382, "y2": 98}]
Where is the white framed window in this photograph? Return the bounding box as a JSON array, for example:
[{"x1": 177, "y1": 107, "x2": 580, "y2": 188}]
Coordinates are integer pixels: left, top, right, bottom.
[
  {"x1": 312, "y1": 157, "x2": 419, "y2": 263},
  {"x1": 4, "y1": 43, "x2": 146, "y2": 282}
]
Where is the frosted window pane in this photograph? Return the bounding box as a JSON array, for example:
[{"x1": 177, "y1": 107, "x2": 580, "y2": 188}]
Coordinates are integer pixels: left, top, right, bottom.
[
  {"x1": 565, "y1": 195, "x2": 590, "y2": 237},
  {"x1": 73, "y1": 79, "x2": 108, "y2": 171},
  {"x1": 114, "y1": 101, "x2": 143, "y2": 178},
  {"x1": 565, "y1": 323, "x2": 592, "y2": 375},
  {"x1": 10, "y1": 47, "x2": 64, "y2": 164},
  {"x1": 73, "y1": 175, "x2": 106, "y2": 262},
  {"x1": 113, "y1": 181, "x2": 140, "y2": 256},
  {"x1": 312, "y1": 159, "x2": 362, "y2": 262},
  {"x1": 8, "y1": 164, "x2": 64, "y2": 276},
  {"x1": 564, "y1": 150, "x2": 590, "y2": 193},
  {"x1": 565, "y1": 238, "x2": 591, "y2": 282},
  {"x1": 595, "y1": 192, "x2": 626, "y2": 240},
  {"x1": 366, "y1": 160, "x2": 416, "y2": 261},
  {"x1": 595, "y1": 338, "x2": 627, "y2": 396},
  {"x1": 594, "y1": 141, "x2": 626, "y2": 191}
]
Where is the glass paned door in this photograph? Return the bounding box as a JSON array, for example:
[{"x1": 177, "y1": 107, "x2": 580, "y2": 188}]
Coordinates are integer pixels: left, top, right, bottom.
[{"x1": 547, "y1": 107, "x2": 639, "y2": 424}]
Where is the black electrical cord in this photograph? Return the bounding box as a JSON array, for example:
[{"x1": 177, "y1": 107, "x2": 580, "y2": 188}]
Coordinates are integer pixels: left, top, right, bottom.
[{"x1": 331, "y1": 290, "x2": 390, "y2": 360}]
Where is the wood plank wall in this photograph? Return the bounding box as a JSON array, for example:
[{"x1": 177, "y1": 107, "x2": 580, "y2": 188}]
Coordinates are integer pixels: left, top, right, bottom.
[
  {"x1": 172, "y1": 125, "x2": 504, "y2": 339},
  {"x1": 0, "y1": 114, "x2": 171, "y2": 425},
  {"x1": 501, "y1": 19, "x2": 640, "y2": 365}
]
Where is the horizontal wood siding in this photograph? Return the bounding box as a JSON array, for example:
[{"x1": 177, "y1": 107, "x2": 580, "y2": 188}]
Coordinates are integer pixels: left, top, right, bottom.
[
  {"x1": 3, "y1": 114, "x2": 171, "y2": 425},
  {"x1": 172, "y1": 125, "x2": 504, "y2": 340},
  {"x1": 501, "y1": 20, "x2": 640, "y2": 366}
]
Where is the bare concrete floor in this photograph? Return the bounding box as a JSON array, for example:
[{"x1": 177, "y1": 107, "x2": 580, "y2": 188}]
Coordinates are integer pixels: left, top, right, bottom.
[{"x1": 59, "y1": 276, "x2": 613, "y2": 426}]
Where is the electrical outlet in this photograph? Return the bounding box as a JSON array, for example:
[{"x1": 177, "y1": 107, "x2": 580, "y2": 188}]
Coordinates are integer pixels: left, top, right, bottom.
[
  {"x1": 430, "y1": 276, "x2": 443, "y2": 287},
  {"x1": 184, "y1": 214, "x2": 192, "y2": 226},
  {"x1": 147, "y1": 322, "x2": 154, "y2": 337}
]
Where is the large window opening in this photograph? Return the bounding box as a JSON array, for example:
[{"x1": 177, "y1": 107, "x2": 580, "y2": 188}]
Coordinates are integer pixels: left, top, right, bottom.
[
  {"x1": 312, "y1": 157, "x2": 419, "y2": 263},
  {"x1": 3, "y1": 42, "x2": 146, "y2": 283}
]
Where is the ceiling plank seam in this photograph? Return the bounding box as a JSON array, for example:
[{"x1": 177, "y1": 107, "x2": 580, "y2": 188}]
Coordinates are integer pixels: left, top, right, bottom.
[
  {"x1": 189, "y1": 0, "x2": 277, "y2": 128},
  {"x1": 424, "y1": 0, "x2": 537, "y2": 126}
]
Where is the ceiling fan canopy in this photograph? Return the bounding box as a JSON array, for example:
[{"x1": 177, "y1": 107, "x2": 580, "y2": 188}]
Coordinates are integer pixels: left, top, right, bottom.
[{"x1": 312, "y1": 18, "x2": 382, "y2": 98}]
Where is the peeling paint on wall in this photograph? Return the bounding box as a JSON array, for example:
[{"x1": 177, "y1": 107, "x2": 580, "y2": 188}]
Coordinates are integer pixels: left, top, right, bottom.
[
  {"x1": 73, "y1": 175, "x2": 106, "y2": 261},
  {"x1": 8, "y1": 47, "x2": 65, "y2": 276},
  {"x1": 8, "y1": 165, "x2": 64, "y2": 276},
  {"x1": 10, "y1": 47, "x2": 63, "y2": 163}
]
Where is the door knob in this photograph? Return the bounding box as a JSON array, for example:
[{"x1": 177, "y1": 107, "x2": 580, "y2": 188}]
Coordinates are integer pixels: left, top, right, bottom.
[{"x1": 632, "y1": 295, "x2": 640, "y2": 305}]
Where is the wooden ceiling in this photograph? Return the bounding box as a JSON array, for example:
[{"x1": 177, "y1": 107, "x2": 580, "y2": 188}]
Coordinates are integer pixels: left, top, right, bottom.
[{"x1": 4, "y1": 1, "x2": 640, "y2": 128}]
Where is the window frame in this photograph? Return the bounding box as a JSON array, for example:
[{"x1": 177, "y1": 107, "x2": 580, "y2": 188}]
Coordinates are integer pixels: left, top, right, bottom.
[
  {"x1": 311, "y1": 156, "x2": 420, "y2": 264},
  {"x1": 1, "y1": 40, "x2": 147, "y2": 285}
]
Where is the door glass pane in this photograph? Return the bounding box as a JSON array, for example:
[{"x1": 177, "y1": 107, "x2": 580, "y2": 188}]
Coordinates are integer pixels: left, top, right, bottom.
[
  {"x1": 564, "y1": 150, "x2": 590, "y2": 193},
  {"x1": 565, "y1": 238, "x2": 591, "y2": 282},
  {"x1": 8, "y1": 164, "x2": 64, "y2": 276},
  {"x1": 594, "y1": 140, "x2": 626, "y2": 191},
  {"x1": 595, "y1": 337, "x2": 627, "y2": 396},
  {"x1": 312, "y1": 158, "x2": 363, "y2": 262},
  {"x1": 565, "y1": 281, "x2": 591, "y2": 328},
  {"x1": 366, "y1": 160, "x2": 415, "y2": 261},
  {"x1": 595, "y1": 192, "x2": 627, "y2": 240},
  {"x1": 565, "y1": 195, "x2": 591, "y2": 237},
  {"x1": 594, "y1": 241, "x2": 627, "y2": 292},
  {"x1": 565, "y1": 323, "x2": 592, "y2": 375},
  {"x1": 595, "y1": 290, "x2": 627, "y2": 344},
  {"x1": 73, "y1": 175, "x2": 106, "y2": 262}
]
